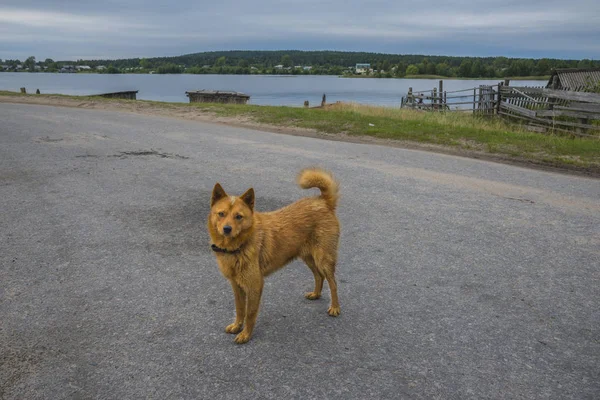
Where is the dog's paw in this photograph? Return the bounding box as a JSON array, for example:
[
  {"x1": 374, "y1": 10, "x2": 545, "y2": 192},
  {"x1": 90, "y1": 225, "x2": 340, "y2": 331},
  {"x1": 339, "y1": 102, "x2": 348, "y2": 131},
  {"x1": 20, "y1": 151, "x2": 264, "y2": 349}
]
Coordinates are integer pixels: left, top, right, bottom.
[
  {"x1": 328, "y1": 306, "x2": 341, "y2": 317},
  {"x1": 225, "y1": 323, "x2": 243, "y2": 334},
  {"x1": 234, "y1": 331, "x2": 251, "y2": 344},
  {"x1": 304, "y1": 291, "x2": 321, "y2": 300}
]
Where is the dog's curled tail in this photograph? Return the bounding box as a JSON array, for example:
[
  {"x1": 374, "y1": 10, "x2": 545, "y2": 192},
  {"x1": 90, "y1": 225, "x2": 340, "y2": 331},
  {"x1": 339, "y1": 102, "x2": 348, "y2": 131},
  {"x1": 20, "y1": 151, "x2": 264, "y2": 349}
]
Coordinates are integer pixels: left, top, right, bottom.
[{"x1": 297, "y1": 168, "x2": 339, "y2": 210}]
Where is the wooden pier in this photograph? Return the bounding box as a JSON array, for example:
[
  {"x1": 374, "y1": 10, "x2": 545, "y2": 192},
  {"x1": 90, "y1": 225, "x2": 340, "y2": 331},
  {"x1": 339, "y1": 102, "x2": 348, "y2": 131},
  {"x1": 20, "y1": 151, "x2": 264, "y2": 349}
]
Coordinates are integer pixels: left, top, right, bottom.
[
  {"x1": 94, "y1": 90, "x2": 138, "y2": 100},
  {"x1": 186, "y1": 90, "x2": 250, "y2": 104}
]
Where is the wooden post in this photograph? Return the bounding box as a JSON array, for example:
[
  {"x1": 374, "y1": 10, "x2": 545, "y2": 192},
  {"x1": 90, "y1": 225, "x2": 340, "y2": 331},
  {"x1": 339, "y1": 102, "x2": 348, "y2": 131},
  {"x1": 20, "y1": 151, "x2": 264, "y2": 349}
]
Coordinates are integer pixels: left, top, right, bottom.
[
  {"x1": 439, "y1": 80, "x2": 443, "y2": 108},
  {"x1": 408, "y1": 87, "x2": 414, "y2": 109},
  {"x1": 504, "y1": 79, "x2": 510, "y2": 87},
  {"x1": 496, "y1": 82, "x2": 503, "y2": 115},
  {"x1": 304, "y1": 100, "x2": 309, "y2": 108},
  {"x1": 548, "y1": 75, "x2": 559, "y2": 111},
  {"x1": 481, "y1": 86, "x2": 485, "y2": 114},
  {"x1": 321, "y1": 94, "x2": 326, "y2": 107},
  {"x1": 433, "y1": 87, "x2": 437, "y2": 111},
  {"x1": 473, "y1": 88, "x2": 476, "y2": 114},
  {"x1": 444, "y1": 91, "x2": 447, "y2": 109},
  {"x1": 20, "y1": 87, "x2": 26, "y2": 94},
  {"x1": 36, "y1": 89, "x2": 40, "y2": 94}
]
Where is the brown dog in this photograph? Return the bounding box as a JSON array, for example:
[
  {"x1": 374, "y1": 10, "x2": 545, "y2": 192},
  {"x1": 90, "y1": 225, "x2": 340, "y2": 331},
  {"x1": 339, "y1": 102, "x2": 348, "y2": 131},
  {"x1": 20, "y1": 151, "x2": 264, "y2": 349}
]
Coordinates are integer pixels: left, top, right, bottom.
[{"x1": 207, "y1": 168, "x2": 341, "y2": 344}]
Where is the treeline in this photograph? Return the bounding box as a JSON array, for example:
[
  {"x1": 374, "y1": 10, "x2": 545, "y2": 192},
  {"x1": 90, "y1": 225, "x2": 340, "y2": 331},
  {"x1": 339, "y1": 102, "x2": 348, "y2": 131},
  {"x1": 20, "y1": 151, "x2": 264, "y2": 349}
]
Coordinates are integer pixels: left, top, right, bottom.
[
  {"x1": 3, "y1": 51, "x2": 599, "y2": 78},
  {"x1": 83, "y1": 51, "x2": 600, "y2": 77}
]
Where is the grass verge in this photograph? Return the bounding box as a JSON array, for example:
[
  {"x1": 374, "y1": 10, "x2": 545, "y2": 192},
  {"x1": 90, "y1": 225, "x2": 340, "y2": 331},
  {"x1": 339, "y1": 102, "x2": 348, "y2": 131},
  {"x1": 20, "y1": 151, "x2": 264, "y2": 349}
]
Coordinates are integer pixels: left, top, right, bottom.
[
  {"x1": 210, "y1": 102, "x2": 600, "y2": 169},
  {"x1": 1, "y1": 91, "x2": 599, "y2": 174}
]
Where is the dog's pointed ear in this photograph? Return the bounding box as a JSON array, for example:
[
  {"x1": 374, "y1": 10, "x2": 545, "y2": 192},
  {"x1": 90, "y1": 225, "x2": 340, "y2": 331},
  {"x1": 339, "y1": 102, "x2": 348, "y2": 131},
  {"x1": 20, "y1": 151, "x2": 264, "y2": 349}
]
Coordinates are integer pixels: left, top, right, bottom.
[
  {"x1": 211, "y1": 183, "x2": 227, "y2": 206},
  {"x1": 240, "y1": 188, "x2": 255, "y2": 210}
]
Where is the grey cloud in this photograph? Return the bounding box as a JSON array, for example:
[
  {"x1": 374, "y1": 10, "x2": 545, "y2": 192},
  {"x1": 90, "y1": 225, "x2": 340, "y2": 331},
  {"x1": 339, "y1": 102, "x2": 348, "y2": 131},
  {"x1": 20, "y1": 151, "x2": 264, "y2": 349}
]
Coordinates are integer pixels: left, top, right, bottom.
[{"x1": 0, "y1": 0, "x2": 598, "y2": 60}]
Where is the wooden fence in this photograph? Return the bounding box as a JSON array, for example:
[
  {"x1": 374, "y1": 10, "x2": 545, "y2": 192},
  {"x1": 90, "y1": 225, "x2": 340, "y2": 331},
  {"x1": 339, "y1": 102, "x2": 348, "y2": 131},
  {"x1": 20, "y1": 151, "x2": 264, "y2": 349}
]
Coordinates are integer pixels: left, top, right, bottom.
[
  {"x1": 498, "y1": 84, "x2": 600, "y2": 137},
  {"x1": 401, "y1": 80, "x2": 600, "y2": 137},
  {"x1": 401, "y1": 80, "x2": 498, "y2": 114}
]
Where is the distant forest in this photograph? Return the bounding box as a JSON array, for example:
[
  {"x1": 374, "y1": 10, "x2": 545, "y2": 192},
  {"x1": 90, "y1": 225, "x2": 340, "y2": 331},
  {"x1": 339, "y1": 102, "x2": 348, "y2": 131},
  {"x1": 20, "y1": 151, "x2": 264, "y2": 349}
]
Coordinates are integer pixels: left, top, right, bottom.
[{"x1": 3, "y1": 51, "x2": 599, "y2": 78}]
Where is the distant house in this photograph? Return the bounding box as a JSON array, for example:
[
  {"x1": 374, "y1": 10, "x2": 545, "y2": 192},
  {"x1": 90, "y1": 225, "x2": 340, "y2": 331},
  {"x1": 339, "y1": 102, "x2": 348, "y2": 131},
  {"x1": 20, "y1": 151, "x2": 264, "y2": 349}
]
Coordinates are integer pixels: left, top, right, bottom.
[
  {"x1": 96, "y1": 65, "x2": 106, "y2": 71},
  {"x1": 355, "y1": 63, "x2": 371, "y2": 74},
  {"x1": 303, "y1": 66, "x2": 312, "y2": 71},
  {"x1": 76, "y1": 65, "x2": 91, "y2": 71},
  {"x1": 546, "y1": 68, "x2": 600, "y2": 91},
  {"x1": 60, "y1": 65, "x2": 76, "y2": 73},
  {"x1": 274, "y1": 65, "x2": 283, "y2": 69}
]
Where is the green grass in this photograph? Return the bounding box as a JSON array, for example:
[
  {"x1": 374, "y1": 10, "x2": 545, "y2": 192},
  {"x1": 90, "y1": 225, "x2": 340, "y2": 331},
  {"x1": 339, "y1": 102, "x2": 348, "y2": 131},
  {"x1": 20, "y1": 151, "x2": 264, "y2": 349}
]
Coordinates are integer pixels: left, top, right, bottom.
[
  {"x1": 2, "y1": 91, "x2": 599, "y2": 172},
  {"x1": 194, "y1": 102, "x2": 600, "y2": 169}
]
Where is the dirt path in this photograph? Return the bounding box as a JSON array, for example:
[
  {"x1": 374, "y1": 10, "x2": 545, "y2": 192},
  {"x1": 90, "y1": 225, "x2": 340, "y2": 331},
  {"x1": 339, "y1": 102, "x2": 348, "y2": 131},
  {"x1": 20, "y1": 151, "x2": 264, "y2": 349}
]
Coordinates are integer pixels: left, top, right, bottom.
[{"x1": 2, "y1": 103, "x2": 599, "y2": 399}]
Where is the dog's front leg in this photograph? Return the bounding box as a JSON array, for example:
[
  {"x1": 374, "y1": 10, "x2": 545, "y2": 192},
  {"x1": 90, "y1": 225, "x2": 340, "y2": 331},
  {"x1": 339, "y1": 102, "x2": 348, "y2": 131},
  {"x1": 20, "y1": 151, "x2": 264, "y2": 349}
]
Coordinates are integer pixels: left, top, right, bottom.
[
  {"x1": 234, "y1": 275, "x2": 263, "y2": 344},
  {"x1": 225, "y1": 280, "x2": 245, "y2": 334}
]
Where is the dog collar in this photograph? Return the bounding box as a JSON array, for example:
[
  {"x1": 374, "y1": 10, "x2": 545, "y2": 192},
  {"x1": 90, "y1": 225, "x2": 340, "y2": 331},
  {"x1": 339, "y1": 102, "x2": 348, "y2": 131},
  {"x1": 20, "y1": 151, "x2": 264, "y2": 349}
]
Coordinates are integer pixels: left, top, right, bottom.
[{"x1": 211, "y1": 244, "x2": 242, "y2": 254}]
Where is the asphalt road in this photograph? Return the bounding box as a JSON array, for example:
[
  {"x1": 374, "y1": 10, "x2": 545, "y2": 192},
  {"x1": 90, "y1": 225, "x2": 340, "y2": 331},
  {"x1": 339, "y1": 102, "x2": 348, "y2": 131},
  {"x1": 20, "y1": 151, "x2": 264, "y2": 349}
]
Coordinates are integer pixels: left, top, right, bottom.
[{"x1": 1, "y1": 103, "x2": 599, "y2": 399}]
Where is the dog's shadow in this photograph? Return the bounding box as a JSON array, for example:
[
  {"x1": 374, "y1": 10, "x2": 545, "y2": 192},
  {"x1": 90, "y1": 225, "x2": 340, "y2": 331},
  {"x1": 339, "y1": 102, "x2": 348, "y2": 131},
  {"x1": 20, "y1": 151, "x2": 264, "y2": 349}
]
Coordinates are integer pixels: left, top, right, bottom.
[{"x1": 114, "y1": 189, "x2": 293, "y2": 257}]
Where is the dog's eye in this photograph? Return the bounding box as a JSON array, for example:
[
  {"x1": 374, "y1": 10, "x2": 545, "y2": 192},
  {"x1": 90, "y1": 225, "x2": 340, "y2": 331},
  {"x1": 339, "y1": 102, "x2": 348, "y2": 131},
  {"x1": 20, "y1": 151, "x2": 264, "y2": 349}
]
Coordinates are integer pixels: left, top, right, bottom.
[
  {"x1": 217, "y1": 212, "x2": 225, "y2": 217},
  {"x1": 235, "y1": 214, "x2": 243, "y2": 220}
]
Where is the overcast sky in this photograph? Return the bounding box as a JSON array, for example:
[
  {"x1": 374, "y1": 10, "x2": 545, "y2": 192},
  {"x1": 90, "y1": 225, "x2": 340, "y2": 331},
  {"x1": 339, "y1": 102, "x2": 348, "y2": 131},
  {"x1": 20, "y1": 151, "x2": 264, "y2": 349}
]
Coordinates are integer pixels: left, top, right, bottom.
[{"x1": 1, "y1": 0, "x2": 598, "y2": 61}]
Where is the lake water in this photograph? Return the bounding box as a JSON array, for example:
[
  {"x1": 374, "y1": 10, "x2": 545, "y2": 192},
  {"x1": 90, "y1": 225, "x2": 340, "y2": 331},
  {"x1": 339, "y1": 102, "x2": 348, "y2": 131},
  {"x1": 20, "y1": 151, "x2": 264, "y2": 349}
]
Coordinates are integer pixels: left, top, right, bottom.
[{"x1": 0, "y1": 73, "x2": 545, "y2": 107}]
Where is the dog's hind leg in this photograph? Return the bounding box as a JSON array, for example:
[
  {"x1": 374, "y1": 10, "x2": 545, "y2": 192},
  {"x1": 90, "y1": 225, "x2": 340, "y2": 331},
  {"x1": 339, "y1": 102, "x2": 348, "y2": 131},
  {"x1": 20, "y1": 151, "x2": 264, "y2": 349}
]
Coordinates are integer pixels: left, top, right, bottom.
[
  {"x1": 313, "y1": 250, "x2": 341, "y2": 317},
  {"x1": 302, "y1": 255, "x2": 324, "y2": 300},
  {"x1": 324, "y1": 269, "x2": 340, "y2": 317}
]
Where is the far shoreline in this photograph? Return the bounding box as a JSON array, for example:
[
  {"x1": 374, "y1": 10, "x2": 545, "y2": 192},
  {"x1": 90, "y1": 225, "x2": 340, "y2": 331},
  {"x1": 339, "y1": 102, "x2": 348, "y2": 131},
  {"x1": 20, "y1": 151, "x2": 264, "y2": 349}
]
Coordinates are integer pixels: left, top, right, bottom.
[
  {"x1": 0, "y1": 71, "x2": 549, "y2": 81},
  {"x1": 340, "y1": 74, "x2": 549, "y2": 81}
]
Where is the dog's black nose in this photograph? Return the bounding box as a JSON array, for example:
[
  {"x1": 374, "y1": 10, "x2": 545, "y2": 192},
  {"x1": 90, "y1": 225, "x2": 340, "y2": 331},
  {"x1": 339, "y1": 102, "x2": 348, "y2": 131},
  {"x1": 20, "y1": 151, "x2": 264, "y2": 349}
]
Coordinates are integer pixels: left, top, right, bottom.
[{"x1": 223, "y1": 225, "x2": 232, "y2": 235}]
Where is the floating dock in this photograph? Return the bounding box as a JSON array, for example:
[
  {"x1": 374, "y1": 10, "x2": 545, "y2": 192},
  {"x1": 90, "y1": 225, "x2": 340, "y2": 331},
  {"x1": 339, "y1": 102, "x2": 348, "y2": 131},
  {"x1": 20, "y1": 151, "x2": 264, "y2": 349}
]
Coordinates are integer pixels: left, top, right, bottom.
[{"x1": 185, "y1": 90, "x2": 250, "y2": 104}]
